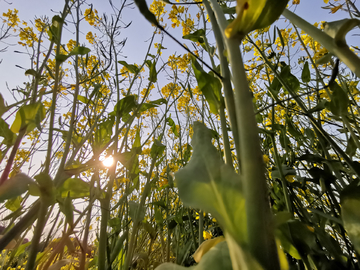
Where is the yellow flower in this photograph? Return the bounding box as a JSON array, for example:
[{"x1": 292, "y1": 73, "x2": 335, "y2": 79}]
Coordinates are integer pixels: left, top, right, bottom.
[{"x1": 203, "y1": 231, "x2": 213, "y2": 240}]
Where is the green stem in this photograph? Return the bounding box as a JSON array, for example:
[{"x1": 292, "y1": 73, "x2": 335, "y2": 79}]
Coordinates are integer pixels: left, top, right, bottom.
[
  {"x1": 25, "y1": 201, "x2": 48, "y2": 270},
  {"x1": 203, "y1": 0, "x2": 241, "y2": 168},
  {"x1": 207, "y1": 1, "x2": 279, "y2": 268}
]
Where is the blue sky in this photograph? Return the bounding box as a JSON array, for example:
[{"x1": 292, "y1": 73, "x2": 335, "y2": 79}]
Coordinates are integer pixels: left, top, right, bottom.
[{"x1": 0, "y1": 0, "x2": 355, "y2": 104}]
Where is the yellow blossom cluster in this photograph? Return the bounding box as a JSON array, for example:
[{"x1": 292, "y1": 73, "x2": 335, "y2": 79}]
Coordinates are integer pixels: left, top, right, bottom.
[
  {"x1": 67, "y1": 39, "x2": 77, "y2": 51},
  {"x1": 84, "y1": 8, "x2": 100, "y2": 27},
  {"x1": 86, "y1": 31, "x2": 96, "y2": 44},
  {"x1": 2, "y1": 9, "x2": 20, "y2": 28},
  {"x1": 167, "y1": 53, "x2": 191, "y2": 73},
  {"x1": 161, "y1": 82, "x2": 181, "y2": 98},
  {"x1": 181, "y1": 16, "x2": 194, "y2": 36},
  {"x1": 18, "y1": 26, "x2": 38, "y2": 47},
  {"x1": 34, "y1": 18, "x2": 47, "y2": 32},
  {"x1": 168, "y1": 5, "x2": 185, "y2": 28},
  {"x1": 150, "y1": 0, "x2": 167, "y2": 22}
]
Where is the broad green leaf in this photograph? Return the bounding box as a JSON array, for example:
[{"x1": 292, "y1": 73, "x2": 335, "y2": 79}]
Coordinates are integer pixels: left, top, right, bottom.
[
  {"x1": 324, "y1": 19, "x2": 360, "y2": 47},
  {"x1": 315, "y1": 53, "x2": 334, "y2": 65},
  {"x1": 5, "y1": 196, "x2": 22, "y2": 212},
  {"x1": 327, "y1": 82, "x2": 349, "y2": 116},
  {"x1": 225, "y1": 0, "x2": 289, "y2": 39},
  {"x1": 0, "y1": 173, "x2": 33, "y2": 202},
  {"x1": 175, "y1": 122, "x2": 246, "y2": 245},
  {"x1": 156, "y1": 241, "x2": 233, "y2": 270},
  {"x1": 55, "y1": 54, "x2": 70, "y2": 64},
  {"x1": 138, "y1": 98, "x2": 167, "y2": 114},
  {"x1": 301, "y1": 61, "x2": 311, "y2": 83},
  {"x1": 69, "y1": 46, "x2": 90, "y2": 56},
  {"x1": 0, "y1": 118, "x2": 15, "y2": 145},
  {"x1": 118, "y1": 61, "x2": 140, "y2": 74},
  {"x1": 193, "y1": 236, "x2": 225, "y2": 263},
  {"x1": 150, "y1": 139, "x2": 166, "y2": 160},
  {"x1": 77, "y1": 95, "x2": 93, "y2": 105},
  {"x1": 10, "y1": 102, "x2": 45, "y2": 134},
  {"x1": 111, "y1": 95, "x2": 137, "y2": 119},
  {"x1": 94, "y1": 116, "x2": 114, "y2": 150},
  {"x1": 58, "y1": 178, "x2": 90, "y2": 198},
  {"x1": 280, "y1": 65, "x2": 300, "y2": 93},
  {"x1": 129, "y1": 201, "x2": 145, "y2": 223},
  {"x1": 191, "y1": 58, "x2": 222, "y2": 114},
  {"x1": 183, "y1": 29, "x2": 205, "y2": 43},
  {"x1": 35, "y1": 173, "x2": 56, "y2": 205},
  {"x1": 340, "y1": 186, "x2": 360, "y2": 253}
]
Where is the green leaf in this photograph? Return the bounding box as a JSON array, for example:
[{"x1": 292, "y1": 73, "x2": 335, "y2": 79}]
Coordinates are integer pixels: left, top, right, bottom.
[
  {"x1": 0, "y1": 173, "x2": 33, "y2": 202},
  {"x1": 156, "y1": 241, "x2": 233, "y2": 270},
  {"x1": 324, "y1": 19, "x2": 360, "y2": 47},
  {"x1": 56, "y1": 54, "x2": 70, "y2": 64},
  {"x1": 280, "y1": 65, "x2": 300, "y2": 93},
  {"x1": 166, "y1": 117, "x2": 178, "y2": 137},
  {"x1": 175, "y1": 122, "x2": 246, "y2": 245},
  {"x1": 183, "y1": 29, "x2": 205, "y2": 44},
  {"x1": 315, "y1": 53, "x2": 334, "y2": 65},
  {"x1": 271, "y1": 165, "x2": 296, "y2": 180},
  {"x1": 94, "y1": 116, "x2": 114, "y2": 150},
  {"x1": 138, "y1": 98, "x2": 167, "y2": 114},
  {"x1": 191, "y1": 58, "x2": 222, "y2": 114},
  {"x1": 69, "y1": 46, "x2": 90, "y2": 56},
  {"x1": 193, "y1": 236, "x2": 225, "y2": 263},
  {"x1": 327, "y1": 82, "x2": 349, "y2": 116},
  {"x1": 77, "y1": 95, "x2": 93, "y2": 105},
  {"x1": 10, "y1": 102, "x2": 45, "y2": 134},
  {"x1": 0, "y1": 118, "x2": 15, "y2": 145},
  {"x1": 225, "y1": 0, "x2": 289, "y2": 39},
  {"x1": 150, "y1": 139, "x2": 166, "y2": 160},
  {"x1": 346, "y1": 135, "x2": 358, "y2": 157},
  {"x1": 118, "y1": 61, "x2": 140, "y2": 74},
  {"x1": 340, "y1": 186, "x2": 360, "y2": 254},
  {"x1": 146, "y1": 60, "x2": 157, "y2": 83},
  {"x1": 110, "y1": 231, "x2": 128, "y2": 264},
  {"x1": 0, "y1": 94, "x2": 8, "y2": 117},
  {"x1": 5, "y1": 196, "x2": 22, "y2": 212},
  {"x1": 301, "y1": 61, "x2": 311, "y2": 83},
  {"x1": 25, "y1": 69, "x2": 38, "y2": 77},
  {"x1": 63, "y1": 192, "x2": 74, "y2": 227},
  {"x1": 111, "y1": 95, "x2": 138, "y2": 119},
  {"x1": 129, "y1": 201, "x2": 145, "y2": 223},
  {"x1": 58, "y1": 178, "x2": 90, "y2": 198}
]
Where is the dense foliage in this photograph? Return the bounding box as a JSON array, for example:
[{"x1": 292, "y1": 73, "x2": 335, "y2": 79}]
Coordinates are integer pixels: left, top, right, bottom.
[{"x1": 1, "y1": 0, "x2": 360, "y2": 269}]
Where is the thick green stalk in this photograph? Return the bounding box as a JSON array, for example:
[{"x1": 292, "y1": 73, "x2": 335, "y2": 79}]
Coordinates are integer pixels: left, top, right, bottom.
[
  {"x1": 206, "y1": 1, "x2": 279, "y2": 268},
  {"x1": 282, "y1": 9, "x2": 360, "y2": 78},
  {"x1": 25, "y1": 201, "x2": 48, "y2": 270},
  {"x1": 203, "y1": 0, "x2": 241, "y2": 168}
]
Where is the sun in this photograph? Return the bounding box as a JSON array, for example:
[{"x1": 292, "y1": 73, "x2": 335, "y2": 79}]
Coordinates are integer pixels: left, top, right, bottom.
[{"x1": 102, "y1": 156, "x2": 114, "y2": 167}]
